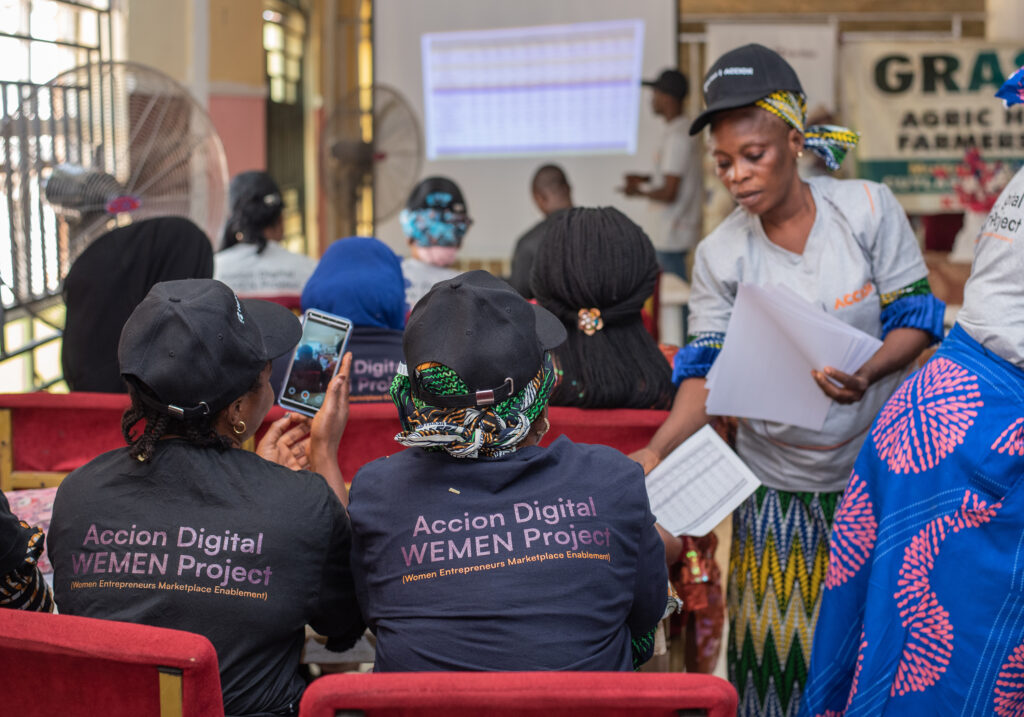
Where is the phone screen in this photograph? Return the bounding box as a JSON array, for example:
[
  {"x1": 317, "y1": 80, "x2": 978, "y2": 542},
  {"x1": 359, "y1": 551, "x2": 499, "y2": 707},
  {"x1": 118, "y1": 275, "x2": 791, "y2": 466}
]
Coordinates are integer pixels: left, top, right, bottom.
[{"x1": 279, "y1": 311, "x2": 352, "y2": 416}]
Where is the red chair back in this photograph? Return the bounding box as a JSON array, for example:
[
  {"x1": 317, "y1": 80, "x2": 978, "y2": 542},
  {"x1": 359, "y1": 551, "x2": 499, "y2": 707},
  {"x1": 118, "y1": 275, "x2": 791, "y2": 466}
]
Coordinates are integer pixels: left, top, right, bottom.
[
  {"x1": 0, "y1": 609, "x2": 224, "y2": 717},
  {"x1": 0, "y1": 392, "x2": 668, "y2": 491},
  {"x1": 254, "y1": 294, "x2": 303, "y2": 312},
  {"x1": 298, "y1": 672, "x2": 737, "y2": 717}
]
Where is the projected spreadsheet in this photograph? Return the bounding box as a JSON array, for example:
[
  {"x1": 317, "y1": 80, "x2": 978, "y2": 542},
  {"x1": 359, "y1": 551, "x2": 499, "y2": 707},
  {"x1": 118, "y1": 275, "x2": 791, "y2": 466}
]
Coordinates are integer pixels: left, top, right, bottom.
[{"x1": 422, "y1": 19, "x2": 644, "y2": 159}]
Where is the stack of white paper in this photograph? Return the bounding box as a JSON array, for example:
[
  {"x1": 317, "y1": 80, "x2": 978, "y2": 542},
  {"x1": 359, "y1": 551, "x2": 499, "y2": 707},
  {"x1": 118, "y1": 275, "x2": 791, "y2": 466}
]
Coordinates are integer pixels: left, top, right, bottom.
[
  {"x1": 645, "y1": 425, "x2": 761, "y2": 537},
  {"x1": 704, "y1": 284, "x2": 882, "y2": 431}
]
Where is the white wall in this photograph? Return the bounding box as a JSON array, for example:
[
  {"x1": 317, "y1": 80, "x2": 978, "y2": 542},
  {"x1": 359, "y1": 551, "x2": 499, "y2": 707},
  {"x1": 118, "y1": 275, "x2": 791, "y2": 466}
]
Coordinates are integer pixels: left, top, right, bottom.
[{"x1": 373, "y1": 0, "x2": 677, "y2": 259}]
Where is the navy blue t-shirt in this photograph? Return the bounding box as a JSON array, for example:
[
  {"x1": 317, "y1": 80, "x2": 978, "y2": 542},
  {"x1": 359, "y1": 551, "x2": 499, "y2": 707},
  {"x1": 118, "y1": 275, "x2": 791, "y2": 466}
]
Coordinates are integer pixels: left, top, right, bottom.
[
  {"x1": 348, "y1": 435, "x2": 667, "y2": 671},
  {"x1": 347, "y1": 325, "x2": 404, "y2": 403},
  {"x1": 48, "y1": 441, "x2": 364, "y2": 717}
]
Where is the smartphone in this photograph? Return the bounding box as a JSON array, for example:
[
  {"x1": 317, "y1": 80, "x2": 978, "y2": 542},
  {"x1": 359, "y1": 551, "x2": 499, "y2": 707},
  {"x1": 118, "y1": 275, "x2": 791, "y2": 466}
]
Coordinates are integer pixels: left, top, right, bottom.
[{"x1": 278, "y1": 309, "x2": 353, "y2": 417}]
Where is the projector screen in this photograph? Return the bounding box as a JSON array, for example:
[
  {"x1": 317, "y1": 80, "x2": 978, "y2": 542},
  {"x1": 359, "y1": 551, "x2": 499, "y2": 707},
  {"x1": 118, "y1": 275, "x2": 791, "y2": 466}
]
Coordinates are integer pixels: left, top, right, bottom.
[
  {"x1": 374, "y1": 0, "x2": 677, "y2": 260},
  {"x1": 422, "y1": 20, "x2": 645, "y2": 159}
]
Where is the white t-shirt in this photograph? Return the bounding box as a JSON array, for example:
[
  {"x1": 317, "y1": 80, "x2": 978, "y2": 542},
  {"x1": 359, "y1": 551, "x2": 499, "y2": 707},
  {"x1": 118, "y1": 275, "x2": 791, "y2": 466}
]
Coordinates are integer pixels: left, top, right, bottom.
[
  {"x1": 690, "y1": 176, "x2": 929, "y2": 492},
  {"x1": 647, "y1": 115, "x2": 702, "y2": 253},
  {"x1": 214, "y1": 242, "x2": 317, "y2": 298},
  {"x1": 958, "y1": 165, "x2": 1024, "y2": 369},
  {"x1": 401, "y1": 257, "x2": 458, "y2": 311}
]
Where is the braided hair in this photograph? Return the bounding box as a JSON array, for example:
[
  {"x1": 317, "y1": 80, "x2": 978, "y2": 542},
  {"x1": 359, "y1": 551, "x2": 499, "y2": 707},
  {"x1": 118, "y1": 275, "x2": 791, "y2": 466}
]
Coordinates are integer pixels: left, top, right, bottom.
[
  {"x1": 219, "y1": 171, "x2": 284, "y2": 254},
  {"x1": 120, "y1": 369, "x2": 265, "y2": 462},
  {"x1": 531, "y1": 207, "x2": 673, "y2": 410}
]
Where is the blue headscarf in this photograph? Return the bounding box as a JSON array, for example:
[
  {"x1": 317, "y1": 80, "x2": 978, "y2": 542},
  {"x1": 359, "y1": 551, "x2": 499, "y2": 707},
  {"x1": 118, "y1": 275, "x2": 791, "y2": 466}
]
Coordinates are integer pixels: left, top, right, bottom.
[{"x1": 301, "y1": 236, "x2": 407, "y2": 330}]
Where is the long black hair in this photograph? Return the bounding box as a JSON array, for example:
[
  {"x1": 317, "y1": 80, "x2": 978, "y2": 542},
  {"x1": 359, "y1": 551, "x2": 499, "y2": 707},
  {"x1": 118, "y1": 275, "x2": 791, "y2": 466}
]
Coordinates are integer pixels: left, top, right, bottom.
[
  {"x1": 531, "y1": 207, "x2": 674, "y2": 409},
  {"x1": 220, "y1": 171, "x2": 284, "y2": 254}
]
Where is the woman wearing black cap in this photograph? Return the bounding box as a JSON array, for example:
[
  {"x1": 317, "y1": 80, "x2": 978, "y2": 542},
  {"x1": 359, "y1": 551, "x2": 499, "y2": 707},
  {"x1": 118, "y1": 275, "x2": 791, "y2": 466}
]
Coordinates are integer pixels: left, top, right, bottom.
[
  {"x1": 629, "y1": 44, "x2": 945, "y2": 717},
  {"x1": 347, "y1": 270, "x2": 668, "y2": 672},
  {"x1": 215, "y1": 170, "x2": 317, "y2": 299},
  {"x1": 48, "y1": 279, "x2": 364, "y2": 717}
]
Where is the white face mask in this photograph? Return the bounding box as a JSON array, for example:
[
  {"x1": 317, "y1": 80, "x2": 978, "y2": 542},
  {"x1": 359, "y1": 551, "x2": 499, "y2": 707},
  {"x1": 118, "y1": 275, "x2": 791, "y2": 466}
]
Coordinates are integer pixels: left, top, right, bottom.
[{"x1": 414, "y1": 245, "x2": 459, "y2": 268}]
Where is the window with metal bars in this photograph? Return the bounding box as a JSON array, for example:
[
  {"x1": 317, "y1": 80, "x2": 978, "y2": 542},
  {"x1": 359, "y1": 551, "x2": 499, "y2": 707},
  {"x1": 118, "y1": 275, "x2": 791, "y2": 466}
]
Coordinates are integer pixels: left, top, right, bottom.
[
  {"x1": 0, "y1": 0, "x2": 113, "y2": 391},
  {"x1": 263, "y1": 0, "x2": 307, "y2": 256}
]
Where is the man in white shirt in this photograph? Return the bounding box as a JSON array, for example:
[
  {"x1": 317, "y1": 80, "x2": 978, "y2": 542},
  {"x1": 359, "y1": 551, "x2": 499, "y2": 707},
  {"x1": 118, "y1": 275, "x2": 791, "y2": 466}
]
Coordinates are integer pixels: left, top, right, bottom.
[{"x1": 623, "y1": 69, "x2": 702, "y2": 281}]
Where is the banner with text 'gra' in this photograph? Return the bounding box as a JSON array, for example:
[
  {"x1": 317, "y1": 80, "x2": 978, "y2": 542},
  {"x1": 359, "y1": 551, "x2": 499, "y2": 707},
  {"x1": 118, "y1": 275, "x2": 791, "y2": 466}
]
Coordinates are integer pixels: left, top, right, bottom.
[{"x1": 843, "y1": 41, "x2": 1024, "y2": 212}]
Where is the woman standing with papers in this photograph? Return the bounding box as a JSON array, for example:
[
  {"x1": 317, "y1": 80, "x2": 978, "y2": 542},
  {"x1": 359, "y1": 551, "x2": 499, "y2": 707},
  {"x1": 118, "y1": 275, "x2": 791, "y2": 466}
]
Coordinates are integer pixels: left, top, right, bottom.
[{"x1": 629, "y1": 44, "x2": 943, "y2": 717}]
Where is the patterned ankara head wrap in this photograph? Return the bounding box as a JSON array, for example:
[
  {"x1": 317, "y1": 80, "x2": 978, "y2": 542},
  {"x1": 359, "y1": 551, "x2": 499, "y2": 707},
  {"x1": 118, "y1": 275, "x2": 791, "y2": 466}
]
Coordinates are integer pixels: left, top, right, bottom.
[
  {"x1": 399, "y1": 176, "x2": 472, "y2": 248},
  {"x1": 997, "y1": 65, "x2": 1024, "y2": 108},
  {"x1": 390, "y1": 270, "x2": 565, "y2": 458},
  {"x1": 390, "y1": 354, "x2": 556, "y2": 459},
  {"x1": 754, "y1": 91, "x2": 860, "y2": 171}
]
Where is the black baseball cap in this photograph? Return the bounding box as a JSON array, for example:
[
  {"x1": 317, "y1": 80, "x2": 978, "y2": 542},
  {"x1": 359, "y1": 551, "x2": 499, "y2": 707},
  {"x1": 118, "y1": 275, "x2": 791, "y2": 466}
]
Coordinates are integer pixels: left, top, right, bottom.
[
  {"x1": 689, "y1": 43, "x2": 804, "y2": 135},
  {"x1": 118, "y1": 279, "x2": 301, "y2": 419},
  {"x1": 229, "y1": 170, "x2": 282, "y2": 210},
  {"x1": 642, "y1": 69, "x2": 689, "y2": 100},
  {"x1": 403, "y1": 270, "x2": 566, "y2": 409},
  {"x1": 405, "y1": 176, "x2": 468, "y2": 214}
]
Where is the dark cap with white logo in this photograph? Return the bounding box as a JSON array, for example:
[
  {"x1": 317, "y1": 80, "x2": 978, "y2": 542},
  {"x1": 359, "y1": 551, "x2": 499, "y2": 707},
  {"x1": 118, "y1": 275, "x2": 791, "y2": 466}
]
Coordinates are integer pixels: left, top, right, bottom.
[
  {"x1": 689, "y1": 43, "x2": 804, "y2": 136},
  {"x1": 118, "y1": 279, "x2": 301, "y2": 419}
]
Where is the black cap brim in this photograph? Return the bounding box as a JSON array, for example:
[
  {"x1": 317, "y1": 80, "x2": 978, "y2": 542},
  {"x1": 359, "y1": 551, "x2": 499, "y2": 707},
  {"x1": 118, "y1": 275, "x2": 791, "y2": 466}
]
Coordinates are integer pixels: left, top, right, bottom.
[
  {"x1": 642, "y1": 80, "x2": 686, "y2": 99},
  {"x1": 243, "y1": 299, "x2": 303, "y2": 360},
  {"x1": 688, "y1": 88, "x2": 772, "y2": 135},
  {"x1": 532, "y1": 302, "x2": 567, "y2": 352}
]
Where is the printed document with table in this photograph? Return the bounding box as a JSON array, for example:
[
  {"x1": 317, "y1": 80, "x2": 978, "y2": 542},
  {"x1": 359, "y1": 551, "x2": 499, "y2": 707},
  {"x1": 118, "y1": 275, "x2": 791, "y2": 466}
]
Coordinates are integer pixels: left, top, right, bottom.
[{"x1": 644, "y1": 425, "x2": 761, "y2": 537}]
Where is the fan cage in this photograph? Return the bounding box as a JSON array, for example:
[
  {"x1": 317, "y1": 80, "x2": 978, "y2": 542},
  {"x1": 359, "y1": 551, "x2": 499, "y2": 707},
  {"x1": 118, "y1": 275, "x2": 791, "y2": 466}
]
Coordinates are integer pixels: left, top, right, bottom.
[{"x1": 1, "y1": 61, "x2": 229, "y2": 318}]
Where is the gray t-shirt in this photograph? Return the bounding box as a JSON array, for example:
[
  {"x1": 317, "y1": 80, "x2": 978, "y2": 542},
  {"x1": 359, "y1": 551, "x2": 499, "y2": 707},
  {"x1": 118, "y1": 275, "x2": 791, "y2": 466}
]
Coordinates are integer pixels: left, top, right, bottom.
[
  {"x1": 214, "y1": 242, "x2": 317, "y2": 298},
  {"x1": 646, "y1": 115, "x2": 702, "y2": 253},
  {"x1": 402, "y1": 257, "x2": 458, "y2": 310},
  {"x1": 958, "y1": 166, "x2": 1024, "y2": 369},
  {"x1": 691, "y1": 176, "x2": 928, "y2": 492}
]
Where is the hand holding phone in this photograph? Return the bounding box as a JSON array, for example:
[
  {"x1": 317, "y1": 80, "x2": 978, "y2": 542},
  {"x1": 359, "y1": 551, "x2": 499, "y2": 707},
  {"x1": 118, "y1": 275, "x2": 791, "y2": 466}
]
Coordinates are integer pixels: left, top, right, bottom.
[
  {"x1": 278, "y1": 309, "x2": 353, "y2": 417},
  {"x1": 308, "y1": 352, "x2": 353, "y2": 505},
  {"x1": 257, "y1": 412, "x2": 313, "y2": 470}
]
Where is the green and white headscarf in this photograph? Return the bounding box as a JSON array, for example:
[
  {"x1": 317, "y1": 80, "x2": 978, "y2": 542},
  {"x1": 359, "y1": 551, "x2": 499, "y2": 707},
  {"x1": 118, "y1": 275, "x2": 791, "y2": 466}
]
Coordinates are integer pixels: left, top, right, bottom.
[{"x1": 390, "y1": 354, "x2": 556, "y2": 459}]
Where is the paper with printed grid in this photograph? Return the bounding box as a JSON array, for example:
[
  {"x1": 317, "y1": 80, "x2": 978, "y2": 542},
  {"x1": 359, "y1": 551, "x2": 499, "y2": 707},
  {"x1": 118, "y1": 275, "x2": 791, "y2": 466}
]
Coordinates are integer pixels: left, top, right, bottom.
[{"x1": 645, "y1": 425, "x2": 761, "y2": 536}]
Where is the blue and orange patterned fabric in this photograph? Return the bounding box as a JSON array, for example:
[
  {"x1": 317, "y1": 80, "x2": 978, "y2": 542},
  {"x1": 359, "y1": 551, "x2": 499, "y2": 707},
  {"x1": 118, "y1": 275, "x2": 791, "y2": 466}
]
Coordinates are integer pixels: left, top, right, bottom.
[{"x1": 801, "y1": 323, "x2": 1024, "y2": 716}]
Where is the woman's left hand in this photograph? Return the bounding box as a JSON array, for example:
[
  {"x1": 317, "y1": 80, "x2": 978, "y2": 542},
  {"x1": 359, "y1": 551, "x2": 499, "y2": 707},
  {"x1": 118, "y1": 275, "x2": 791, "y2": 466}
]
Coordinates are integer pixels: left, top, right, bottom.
[
  {"x1": 311, "y1": 352, "x2": 352, "y2": 455},
  {"x1": 812, "y1": 366, "x2": 870, "y2": 404},
  {"x1": 256, "y1": 412, "x2": 313, "y2": 470},
  {"x1": 308, "y1": 352, "x2": 352, "y2": 506}
]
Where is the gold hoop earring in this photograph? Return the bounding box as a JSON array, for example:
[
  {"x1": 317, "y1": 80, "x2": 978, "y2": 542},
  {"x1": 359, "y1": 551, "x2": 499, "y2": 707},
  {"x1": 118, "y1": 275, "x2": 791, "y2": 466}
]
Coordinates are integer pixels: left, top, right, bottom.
[
  {"x1": 232, "y1": 420, "x2": 247, "y2": 435},
  {"x1": 537, "y1": 416, "x2": 550, "y2": 441}
]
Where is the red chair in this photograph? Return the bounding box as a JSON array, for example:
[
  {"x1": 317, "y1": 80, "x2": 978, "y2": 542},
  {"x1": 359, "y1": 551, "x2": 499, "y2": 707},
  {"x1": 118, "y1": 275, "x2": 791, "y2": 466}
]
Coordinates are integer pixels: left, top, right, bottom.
[
  {"x1": 0, "y1": 393, "x2": 668, "y2": 492},
  {"x1": 0, "y1": 609, "x2": 224, "y2": 717},
  {"x1": 253, "y1": 294, "x2": 303, "y2": 312},
  {"x1": 298, "y1": 672, "x2": 737, "y2": 717}
]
